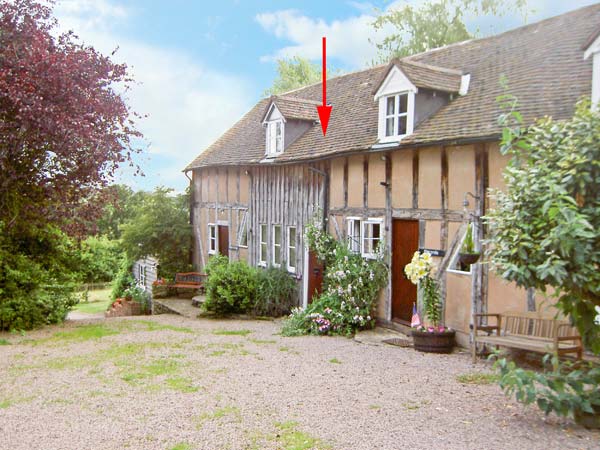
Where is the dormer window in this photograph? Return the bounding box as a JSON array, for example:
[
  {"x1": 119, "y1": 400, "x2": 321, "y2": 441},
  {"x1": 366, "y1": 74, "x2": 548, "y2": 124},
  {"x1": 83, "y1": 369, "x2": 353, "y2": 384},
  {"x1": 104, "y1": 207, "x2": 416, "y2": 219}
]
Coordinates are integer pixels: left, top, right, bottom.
[
  {"x1": 266, "y1": 119, "x2": 284, "y2": 156},
  {"x1": 385, "y1": 93, "x2": 409, "y2": 137}
]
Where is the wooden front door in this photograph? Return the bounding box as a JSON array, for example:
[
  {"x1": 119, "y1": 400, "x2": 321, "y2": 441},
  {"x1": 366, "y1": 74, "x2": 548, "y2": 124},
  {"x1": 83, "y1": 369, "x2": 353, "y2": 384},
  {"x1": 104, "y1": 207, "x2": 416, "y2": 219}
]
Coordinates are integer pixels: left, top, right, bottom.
[
  {"x1": 392, "y1": 219, "x2": 419, "y2": 323},
  {"x1": 218, "y1": 225, "x2": 229, "y2": 258},
  {"x1": 306, "y1": 250, "x2": 324, "y2": 304}
]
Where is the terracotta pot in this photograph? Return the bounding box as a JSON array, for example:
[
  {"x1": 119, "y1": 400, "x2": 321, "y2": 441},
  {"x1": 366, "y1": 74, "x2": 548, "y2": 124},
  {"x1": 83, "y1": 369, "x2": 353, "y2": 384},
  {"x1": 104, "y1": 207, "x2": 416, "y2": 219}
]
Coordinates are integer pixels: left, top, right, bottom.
[
  {"x1": 411, "y1": 329, "x2": 456, "y2": 353},
  {"x1": 459, "y1": 253, "x2": 480, "y2": 265},
  {"x1": 574, "y1": 406, "x2": 600, "y2": 429}
]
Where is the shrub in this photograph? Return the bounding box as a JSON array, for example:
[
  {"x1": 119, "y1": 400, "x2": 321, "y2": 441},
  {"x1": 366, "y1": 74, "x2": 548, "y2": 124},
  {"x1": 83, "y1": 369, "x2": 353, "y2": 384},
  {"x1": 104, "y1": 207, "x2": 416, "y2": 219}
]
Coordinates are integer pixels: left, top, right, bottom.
[
  {"x1": 282, "y1": 217, "x2": 387, "y2": 336},
  {"x1": 203, "y1": 257, "x2": 258, "y2": 315},
  {"x1": 123, "y1": 285, "x2": 151, "y2": 313},
  {"x1": 254, "y1": 266, "x2": 297, "y2": 317},
  {"x1": 77, "y1": 236, "x2": 123, "y2": 283},
  {"x1": 111, "y1": 259, "x2": 135, "y2": 301},
  {"x1": 494, "y1": 354, "x2": 600, "y2": 421}
]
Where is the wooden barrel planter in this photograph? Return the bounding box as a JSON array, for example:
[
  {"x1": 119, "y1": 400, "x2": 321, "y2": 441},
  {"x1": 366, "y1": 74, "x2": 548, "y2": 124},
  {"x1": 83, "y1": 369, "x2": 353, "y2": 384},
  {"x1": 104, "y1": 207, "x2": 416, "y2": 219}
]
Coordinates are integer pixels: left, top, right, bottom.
[{"x1": 412, "y1": 329, "x2": 456, "y2": 353}]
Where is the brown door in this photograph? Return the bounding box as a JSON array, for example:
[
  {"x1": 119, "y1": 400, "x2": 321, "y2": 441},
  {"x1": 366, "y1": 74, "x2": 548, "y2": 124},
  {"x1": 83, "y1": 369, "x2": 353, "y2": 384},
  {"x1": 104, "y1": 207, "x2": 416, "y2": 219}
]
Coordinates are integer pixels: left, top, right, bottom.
[
  {"x1": 218, "y1": 225, "x2": 229, "y2": 258},
  {"x1": 392, "y1": 219, "x2": 419, "y2": 323},
  {"x1": 307, "y1": 250, "x2": 324, "y2": 304}
]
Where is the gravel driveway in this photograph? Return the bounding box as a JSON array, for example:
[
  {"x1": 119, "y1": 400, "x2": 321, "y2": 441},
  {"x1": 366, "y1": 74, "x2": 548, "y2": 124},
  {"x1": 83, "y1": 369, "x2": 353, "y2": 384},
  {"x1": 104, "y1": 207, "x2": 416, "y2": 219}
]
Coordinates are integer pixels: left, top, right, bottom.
[{"x1": 0, "y1": 314, "x2": 598, "y2": 450}]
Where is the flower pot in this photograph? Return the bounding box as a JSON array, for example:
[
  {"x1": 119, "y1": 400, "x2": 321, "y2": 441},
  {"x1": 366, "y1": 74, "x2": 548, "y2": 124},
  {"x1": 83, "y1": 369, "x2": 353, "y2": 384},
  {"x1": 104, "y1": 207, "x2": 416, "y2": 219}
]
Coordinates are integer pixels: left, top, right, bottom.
[
  {"x1": 574, "y1": 406, "x2": 600, "y2": 429},
  {"x1": 411, "y1": 329, "x2": 456, "y2": 353},
  {"x1": 459, "y1": 253, "x2": 480, "y2": 265}
]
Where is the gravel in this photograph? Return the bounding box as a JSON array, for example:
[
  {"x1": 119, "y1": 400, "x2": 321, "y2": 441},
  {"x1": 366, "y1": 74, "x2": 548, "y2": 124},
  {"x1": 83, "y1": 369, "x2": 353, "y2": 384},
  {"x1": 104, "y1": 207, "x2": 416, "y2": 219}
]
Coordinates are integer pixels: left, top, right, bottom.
[{"x1": 0, "y1": 314, "x2": 598, "y2": 450}]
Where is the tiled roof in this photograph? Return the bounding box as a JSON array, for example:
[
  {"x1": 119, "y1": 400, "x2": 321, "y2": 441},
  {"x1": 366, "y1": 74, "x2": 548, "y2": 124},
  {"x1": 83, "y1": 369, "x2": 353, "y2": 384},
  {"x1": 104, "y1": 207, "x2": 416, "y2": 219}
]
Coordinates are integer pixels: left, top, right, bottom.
[
  {"x1": 186, "y1": 4, "x2": 600, "y2": 170},
  {"x1": 375, "y1": 59, "x2": 464, "y2": 94},
  {"x1": 264, "y1": 96, "x2": 321, "y2": 122}
]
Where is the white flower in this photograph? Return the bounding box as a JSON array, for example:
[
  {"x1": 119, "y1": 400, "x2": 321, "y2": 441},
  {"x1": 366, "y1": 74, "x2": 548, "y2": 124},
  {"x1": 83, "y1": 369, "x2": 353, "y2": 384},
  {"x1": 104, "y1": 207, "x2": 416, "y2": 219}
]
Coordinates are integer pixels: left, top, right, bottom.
[{"x1": 595, "y1": 305, "x2": 600, "y2": 326}]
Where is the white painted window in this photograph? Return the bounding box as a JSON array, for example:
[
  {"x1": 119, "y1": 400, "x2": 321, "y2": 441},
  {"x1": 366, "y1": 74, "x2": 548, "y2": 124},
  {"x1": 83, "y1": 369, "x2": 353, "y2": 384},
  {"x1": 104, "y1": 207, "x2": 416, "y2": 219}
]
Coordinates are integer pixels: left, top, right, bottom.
[
  {"x1": 259, "y1": 224, "x2": 267, "y2": 266},
  {"x1": 208, "y1": 224, "x2": 218, "y2": 255},
  {"x1": 347, "y1": 217, "x2": 362, "y2": 254},
  {"x1": 287, "y1": 226, "x2": 297, "y2": 273},
  {"x1": 272, "y1": 224, "x2": 282, "y2": 267},
  {"x1": 266, "y1": 120, "x2": 284, "y2": 156},
  {"x1": 385, "y1": 93, "x2": 409, "y2": 137},
  {"x1": 139, "y1": 265, "x2": 146, "y2": 287},
  {"x1": 237, "y1": 211, "x2": 248, "y2": 248},
  {"x1": 447, "y1": 223, "x2": 476, "y2": 276},
  {"x1": 361, "y1": 218, "x2": 383, "y2": 259}
]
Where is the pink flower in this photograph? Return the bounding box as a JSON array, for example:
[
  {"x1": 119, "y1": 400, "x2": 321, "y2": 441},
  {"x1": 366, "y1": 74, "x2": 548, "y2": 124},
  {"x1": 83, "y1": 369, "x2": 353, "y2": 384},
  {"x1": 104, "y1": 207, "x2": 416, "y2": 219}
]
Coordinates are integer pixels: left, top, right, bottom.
[{"x1": 427, "y1": 327, "x2": 434, "y2": 332}]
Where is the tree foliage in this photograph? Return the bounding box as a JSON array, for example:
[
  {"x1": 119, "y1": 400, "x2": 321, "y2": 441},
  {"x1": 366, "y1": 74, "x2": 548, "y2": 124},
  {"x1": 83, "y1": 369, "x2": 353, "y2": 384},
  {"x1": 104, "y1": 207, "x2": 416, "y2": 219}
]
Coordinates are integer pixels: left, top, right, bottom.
[
  {"x1": 485, "y1": 99, "x2": 600, "y2": 353},
  {"x1": 264, "y1": 56, "x2": 339, "y2": 96},
  {"x1": 0, "y1": 0, "x2": 142, "y2": 236},
  {"x1": 372, "y1": 0, "x2": 528, "y2": 62},
  {"x1": 120, "y1": 187, "x2": 192, "y2": 280}
]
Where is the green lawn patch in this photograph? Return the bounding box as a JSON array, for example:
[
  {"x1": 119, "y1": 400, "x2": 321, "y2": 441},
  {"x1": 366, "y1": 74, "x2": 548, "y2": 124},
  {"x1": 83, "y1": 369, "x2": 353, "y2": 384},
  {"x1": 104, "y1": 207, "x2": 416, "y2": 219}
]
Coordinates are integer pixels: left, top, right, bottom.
[
  {"x1": 164, "y1": 376, "x2": 199, "y2": 393},
  {"x1": 248, "y1": 338, "x2": 276, "y2": 345},
  {"x1": 49, "y1": 324, "x2": 120, "y2": 343},
  {"x1": 212, "y1": 329, "x2": 253, "y2": 336},
  {"x1": 170, "y1": 443, "x2": 192, "y2": 450},
  {"x1": 456, "y1": 372, "x2": 499, "y2": 385},
  {"x1": 72, "y1": 288, "x2": 112, "y2": 314},
  {"x1": 0, "y1": 338, "x2": 10, "y2": 345},
  {"x1": 274, "y1": 421, "x2": 330, "y2": 450},
  {"x1": 196, "y1": 406, "x2": 241, "y2": 428},
  {"x1": 126, "y1": 320, "x2": 194, "y2": 334},
  {"x1": 329, "y1": 358, "x2": 342, "y2": 364}
]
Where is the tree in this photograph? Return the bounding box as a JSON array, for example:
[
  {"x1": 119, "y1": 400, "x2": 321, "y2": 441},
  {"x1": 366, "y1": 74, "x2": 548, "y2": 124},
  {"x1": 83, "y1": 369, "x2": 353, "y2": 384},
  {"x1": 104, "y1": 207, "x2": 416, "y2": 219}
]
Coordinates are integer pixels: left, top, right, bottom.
[
  {"x1": 0, "y1": 0, "x2": 142, "y2": 236},
  {"x1": 372, "y1": 0, "x2": 528, "y2": 62},
  {"x1": 120, "y1": 187, "x2": 192, "y2": 280},
  {"x1": 95, "y1": 185, "x2": 149, "y2": 239},
  {"x1": 264, "y1": 56, "x2": 338, "y2": 96},
  {"x1": 485, "y1": 99, "x2": 600, "y2": 353}
]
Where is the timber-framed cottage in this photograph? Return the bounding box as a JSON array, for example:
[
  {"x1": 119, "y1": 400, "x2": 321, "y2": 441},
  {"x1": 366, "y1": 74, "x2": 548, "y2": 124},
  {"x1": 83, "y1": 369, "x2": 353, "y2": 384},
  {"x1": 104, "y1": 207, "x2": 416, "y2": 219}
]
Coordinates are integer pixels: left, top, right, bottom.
[{"x1": 185, "y1": 5, "x2": 600, "y2": 345}]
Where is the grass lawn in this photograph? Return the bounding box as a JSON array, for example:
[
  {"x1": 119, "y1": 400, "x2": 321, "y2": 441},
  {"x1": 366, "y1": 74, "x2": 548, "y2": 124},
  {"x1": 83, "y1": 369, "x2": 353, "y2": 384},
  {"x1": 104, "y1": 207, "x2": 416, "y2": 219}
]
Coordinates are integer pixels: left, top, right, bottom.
[{"x1": 72, "y1": 288, "x2": 112, "y2": 314}]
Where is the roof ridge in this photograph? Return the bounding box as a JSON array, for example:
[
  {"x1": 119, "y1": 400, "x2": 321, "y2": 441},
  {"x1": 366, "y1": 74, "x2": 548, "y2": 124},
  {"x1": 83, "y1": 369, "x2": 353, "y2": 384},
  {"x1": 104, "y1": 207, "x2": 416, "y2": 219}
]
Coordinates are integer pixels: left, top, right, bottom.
[
  {"x1": 405, "y1": 2, "x2": 600, "y2": 61},
  {"x1": 269, "y1": 62, "x2": 387, "y2": 97},
  {"x1": 397, "y1": 59, "x2": 464, "y2": 76}
]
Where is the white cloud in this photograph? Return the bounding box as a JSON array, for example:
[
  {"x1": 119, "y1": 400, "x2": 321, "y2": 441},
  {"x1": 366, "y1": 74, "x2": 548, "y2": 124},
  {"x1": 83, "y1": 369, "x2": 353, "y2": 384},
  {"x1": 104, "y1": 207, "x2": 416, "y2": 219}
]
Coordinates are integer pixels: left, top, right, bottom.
[
  {"x1": 54, "y1": 0, "x2": 253, "y2": 190},
  {"x1": 255, "y1": 9, "x2": 383, "y2": 67}
]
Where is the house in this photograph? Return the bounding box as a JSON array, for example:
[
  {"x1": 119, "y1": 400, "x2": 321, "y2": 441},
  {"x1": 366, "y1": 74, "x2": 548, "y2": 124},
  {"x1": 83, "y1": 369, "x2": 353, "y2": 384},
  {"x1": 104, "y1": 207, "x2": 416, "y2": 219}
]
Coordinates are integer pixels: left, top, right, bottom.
[
  {"x1": 132, "y1": 256, "x2": 158, "y2": 293},
  {"x1": 185, "y1": 5, "x2": 600, "y2": 345}
]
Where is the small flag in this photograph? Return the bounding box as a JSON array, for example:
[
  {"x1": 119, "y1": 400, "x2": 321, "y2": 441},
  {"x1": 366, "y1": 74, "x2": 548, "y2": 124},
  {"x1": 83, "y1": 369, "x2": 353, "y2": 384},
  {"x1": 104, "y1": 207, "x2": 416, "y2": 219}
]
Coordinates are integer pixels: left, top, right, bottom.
[{"x1": 411, "y1": 303, "x2": 421, "y2": 328}]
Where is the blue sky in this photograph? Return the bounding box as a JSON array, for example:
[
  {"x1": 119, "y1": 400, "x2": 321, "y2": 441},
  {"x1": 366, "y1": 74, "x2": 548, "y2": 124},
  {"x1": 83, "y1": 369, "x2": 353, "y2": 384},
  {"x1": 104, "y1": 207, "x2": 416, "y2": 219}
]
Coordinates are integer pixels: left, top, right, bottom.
[{"x1": 53, "y1": 0, "x2": 599, "y2": 192}]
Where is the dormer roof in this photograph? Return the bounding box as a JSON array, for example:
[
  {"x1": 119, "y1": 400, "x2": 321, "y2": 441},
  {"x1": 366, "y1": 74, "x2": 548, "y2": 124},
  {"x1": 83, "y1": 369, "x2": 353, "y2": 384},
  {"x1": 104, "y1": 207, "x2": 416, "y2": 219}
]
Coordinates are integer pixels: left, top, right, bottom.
[
  {"x1": 374, "y1": 59, "x2": 464, "y2": 97},
  {"x1": 261, "y1": 96, "x2": 320, "y2": 123}
]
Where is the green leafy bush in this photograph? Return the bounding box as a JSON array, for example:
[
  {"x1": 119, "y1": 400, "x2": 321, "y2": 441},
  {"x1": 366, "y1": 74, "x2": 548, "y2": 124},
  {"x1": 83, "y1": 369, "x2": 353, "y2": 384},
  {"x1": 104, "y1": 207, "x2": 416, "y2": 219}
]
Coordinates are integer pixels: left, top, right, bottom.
[
  {"x1": 123, "y1": 286, "x2": 151, "y2": 313},
  {"x1": 111, "y1": 259, "x2": 135, "y2": 301},
  {"x1": 282, "y1": 216, "x2": 387, "y2": 336},
  {"x1": 0, "y1": 222, "x2": 81, "y2": 330},
  {"x1": 77, "y1": 236, "x2": 123, "y2": 283},
  {"x1": 494, "y1": 354, "x2": 600, "y2": 420},
  {"x1": 203, "y1": 256, "x2": 258, "y2": 315},
  {"x1": 254, "y1": 266, "x2": 297, "y2": 317}
]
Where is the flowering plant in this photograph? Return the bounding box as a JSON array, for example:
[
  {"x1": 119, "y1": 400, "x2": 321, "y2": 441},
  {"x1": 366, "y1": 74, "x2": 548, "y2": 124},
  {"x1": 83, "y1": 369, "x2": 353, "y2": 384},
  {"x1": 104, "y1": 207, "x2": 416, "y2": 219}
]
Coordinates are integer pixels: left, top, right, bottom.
[
  {"x1": 282, "y1": 213, "x2": 387, "y2": 336},
  {"x1": 404, "y1": 251, "x2": 446, "y2": 331}
]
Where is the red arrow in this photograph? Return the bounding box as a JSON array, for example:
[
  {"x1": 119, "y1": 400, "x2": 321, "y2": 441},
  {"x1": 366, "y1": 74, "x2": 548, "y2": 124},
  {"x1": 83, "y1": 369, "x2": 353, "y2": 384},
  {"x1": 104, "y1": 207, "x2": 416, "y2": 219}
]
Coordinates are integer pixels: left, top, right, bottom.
[{"x1": 316, "y1": 36, "x2": 332, "y2": 136}]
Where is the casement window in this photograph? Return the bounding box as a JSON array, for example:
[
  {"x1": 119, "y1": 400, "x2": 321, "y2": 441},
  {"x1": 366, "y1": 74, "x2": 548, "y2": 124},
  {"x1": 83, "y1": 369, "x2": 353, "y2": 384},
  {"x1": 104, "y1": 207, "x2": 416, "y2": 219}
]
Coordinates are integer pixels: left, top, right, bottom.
[
  {"x1": 208, "y1": 224, "x2": 218, "y2": 255},
  {"x1": 384, "y1": 93, "x2": 410, "y2": 138},
  {"x1": 237, "y1": 211, "x2": 248, "y2": 248},
  {"x1": 139, "y1": 265, "x2": 146, "y2": 287},
  {"x1": 266, "y1": 120, "x2": 284, "y2": 156},
  {"x1": 361, "y1": 218, "x2": 383, "y2": 259},
  {"x1": 287, "y1": 226, "x2": 297, "y2": 273},
  {"x1": 272, "y1": 224, "x2": 282, "y2": 267},
  {"x1": 259, "y1": 224, "x2": 267, "y2": 266},
  {"x1": 347, "y1": 217, "x2": 362, "y2": 254},
  {"x1": 447, "y1": 223, "x2": 476, "y2": 275}
]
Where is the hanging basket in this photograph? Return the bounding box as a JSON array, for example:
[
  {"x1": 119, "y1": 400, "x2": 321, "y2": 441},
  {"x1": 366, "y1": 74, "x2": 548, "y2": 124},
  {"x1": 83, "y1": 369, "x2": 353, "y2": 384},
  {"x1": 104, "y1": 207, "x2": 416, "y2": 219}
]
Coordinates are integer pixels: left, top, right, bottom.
[{"x1": 459, "y1": 252, "x2": 480, "y2": 265}]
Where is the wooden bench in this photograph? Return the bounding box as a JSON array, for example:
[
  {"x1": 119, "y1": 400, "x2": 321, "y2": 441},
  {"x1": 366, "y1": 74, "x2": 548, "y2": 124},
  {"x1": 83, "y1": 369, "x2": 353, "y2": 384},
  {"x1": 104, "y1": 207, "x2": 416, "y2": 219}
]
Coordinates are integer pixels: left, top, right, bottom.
[
  {"x1": 472, "y1": 311, "x2": 583, "y2": 363},
  {"x1": 169, "y1": 272, "x2": 206, "y2": 294}
]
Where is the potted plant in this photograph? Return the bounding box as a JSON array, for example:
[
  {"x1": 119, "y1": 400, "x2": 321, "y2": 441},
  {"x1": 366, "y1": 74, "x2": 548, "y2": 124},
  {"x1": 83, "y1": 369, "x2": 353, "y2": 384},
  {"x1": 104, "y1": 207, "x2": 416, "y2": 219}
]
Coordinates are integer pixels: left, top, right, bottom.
[
  {"x1": 404, "y1": 251, "x2": 455, "y2": 353},
  {"x1": 458, "y1": 224, "x2": 480, "y2": 266}
]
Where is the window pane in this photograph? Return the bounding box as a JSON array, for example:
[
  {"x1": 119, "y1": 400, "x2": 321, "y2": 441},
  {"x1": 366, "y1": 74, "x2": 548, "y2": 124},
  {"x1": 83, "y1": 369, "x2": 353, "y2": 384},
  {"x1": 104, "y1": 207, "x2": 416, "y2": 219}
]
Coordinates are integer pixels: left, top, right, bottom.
[
  {"x1": 385, "y1": 117, "x2": 395, "y2": 136},
  {"x1": 386, "y1": 96, "x2": 395, "y2": 115},
  {"x1": 398, "y1": 116, "x2": 407, "y2": 135},
  {"x1": 289, "y1": 247, "x2": 296, "y2": 267},
  {"x1": 261, "y1": 244, "x2": 267, "y2": 262},
  {"x1": 261, "y1": 225, "x2": 267, "y2": 244},
  {"x1": 372, "y1": 223, "x2": 380, "y2": 239},
  {"x1": 276, "y1": 122, "x2": 283, "y2": 152},
  {"x1": 399, "y1": 93, "x2": 408, "y2": 113},
  {"x1": 274, "y1": 225, "x2": 281, "y2": 245}
]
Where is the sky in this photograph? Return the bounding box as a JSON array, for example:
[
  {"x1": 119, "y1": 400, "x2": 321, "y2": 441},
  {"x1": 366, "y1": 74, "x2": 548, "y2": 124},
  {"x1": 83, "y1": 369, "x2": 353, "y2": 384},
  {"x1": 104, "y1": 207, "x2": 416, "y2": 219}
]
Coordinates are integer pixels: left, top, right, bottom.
[{"x1": 52, "y1": 0, "x2": 599, "y2": 192}]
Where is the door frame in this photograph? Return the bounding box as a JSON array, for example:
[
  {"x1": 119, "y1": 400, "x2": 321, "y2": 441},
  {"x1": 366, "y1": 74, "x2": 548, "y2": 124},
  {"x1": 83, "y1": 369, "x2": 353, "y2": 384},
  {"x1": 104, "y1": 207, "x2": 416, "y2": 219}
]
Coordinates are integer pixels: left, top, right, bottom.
[{"x1": 302, "y1": 244, "x2": 309, "y2": 308}]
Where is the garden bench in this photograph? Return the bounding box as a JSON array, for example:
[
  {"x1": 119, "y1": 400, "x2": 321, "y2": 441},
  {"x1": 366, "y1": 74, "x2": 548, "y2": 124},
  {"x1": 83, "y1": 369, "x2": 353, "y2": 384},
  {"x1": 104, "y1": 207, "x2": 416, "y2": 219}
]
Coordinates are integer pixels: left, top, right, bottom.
[
  {"x1": 169, "y1": 272, "x2": 206, "y2": 294},
  {"x1": 472, "y1": 311, "x2": 582, "y2": 363}
]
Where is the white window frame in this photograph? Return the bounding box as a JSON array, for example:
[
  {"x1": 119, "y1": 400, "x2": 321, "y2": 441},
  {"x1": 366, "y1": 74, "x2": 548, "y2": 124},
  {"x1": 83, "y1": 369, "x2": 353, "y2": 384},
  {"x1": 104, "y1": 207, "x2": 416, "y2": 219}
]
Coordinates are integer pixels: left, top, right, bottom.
[
  {"x1": 259, "y1": 224, "x2": 267, "y2": 267},
  {"x1": 266, "y1": 119, "x2": 284, "y2": 157},
  {"x1": 237, "y1": 210, "x2": 248, "y2": 248},
  {"x1": 361, "y1": 218, "x2": 384, "y2": 259},
  {"x1": 447, "y1": 223, "x2": 475, "y2": 276},
  {"x1": 138, "y1": 265, "x2": 146, "y2": 287},
  {"x1": 380, "y1": 92, "x2": 414, "y2": 141},
  {"x1": 374, "y1": 66, "x2": 417, "y2": 142},
  {"x1": 286, "y1": 226, "x2": 297, "y2": 273},
  {"x1": 272, "y1": 224, "x2": 282, "y2": 268},
  {"x1": 208, "y1": 223, "x2": 218, "y2": 255},
  {"x1": 347, "y1": 217, "x2": 362, "y2": 254}
]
